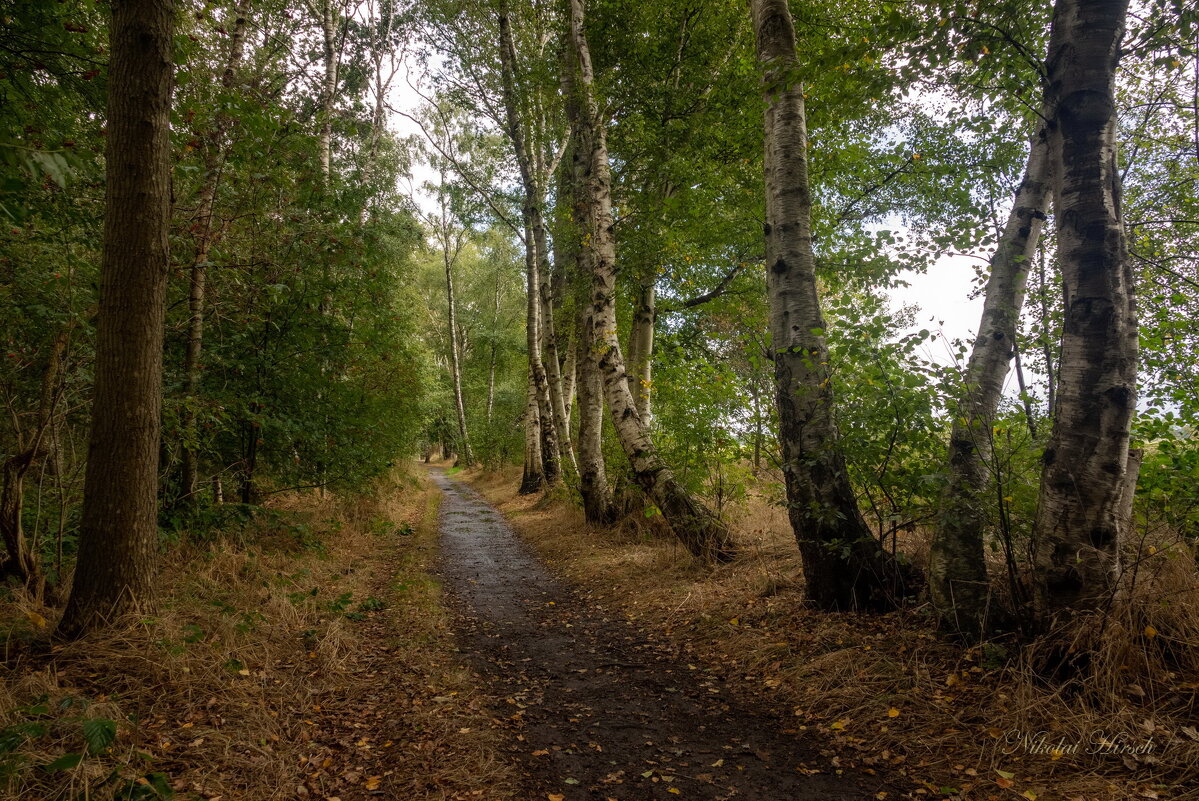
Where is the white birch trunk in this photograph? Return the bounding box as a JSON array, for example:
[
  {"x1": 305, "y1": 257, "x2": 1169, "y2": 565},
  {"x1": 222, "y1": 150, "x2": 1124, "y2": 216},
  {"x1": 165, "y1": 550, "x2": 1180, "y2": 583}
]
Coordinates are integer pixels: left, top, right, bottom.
[
  {"x1": 567, "y1": 0, "x2": 733, "y2": 560},
  {"x1": 929, "y1": 125, "x2": 1052, "y2": 636},
  {"x1": 1032, "y1": 0, "x2": 1139, "y2": 618}
]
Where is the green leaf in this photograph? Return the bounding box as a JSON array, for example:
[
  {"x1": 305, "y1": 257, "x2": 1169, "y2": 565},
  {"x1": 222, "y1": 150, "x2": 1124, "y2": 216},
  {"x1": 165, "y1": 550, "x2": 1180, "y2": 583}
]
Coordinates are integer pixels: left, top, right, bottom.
[
  {"x1": 82, "y1": 718, "x2": 117, "y2": 754},
  {"x1": 43, "y1": 752, "x2": 84, "y2": 771}
]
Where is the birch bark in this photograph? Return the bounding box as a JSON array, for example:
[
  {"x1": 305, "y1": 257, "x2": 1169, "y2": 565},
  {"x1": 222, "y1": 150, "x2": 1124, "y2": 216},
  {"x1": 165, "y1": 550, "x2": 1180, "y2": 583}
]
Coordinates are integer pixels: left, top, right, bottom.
[
  {"x1": 929, "y1": 126, "x2": 1051, "y2": 636},
  {"x1": 1032, "y1": 0, "x2": 1139, "y2": 617},
  {"x1": 752, "y1": 0, "x2": 910, "y2": 608}
]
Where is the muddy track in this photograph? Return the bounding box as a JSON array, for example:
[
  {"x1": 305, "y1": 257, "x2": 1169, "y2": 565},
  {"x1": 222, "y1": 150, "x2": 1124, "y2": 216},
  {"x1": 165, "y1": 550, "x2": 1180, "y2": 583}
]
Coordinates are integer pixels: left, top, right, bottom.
[{"x1": 433, "y1": 469, "x2": 899, "y2": 801}]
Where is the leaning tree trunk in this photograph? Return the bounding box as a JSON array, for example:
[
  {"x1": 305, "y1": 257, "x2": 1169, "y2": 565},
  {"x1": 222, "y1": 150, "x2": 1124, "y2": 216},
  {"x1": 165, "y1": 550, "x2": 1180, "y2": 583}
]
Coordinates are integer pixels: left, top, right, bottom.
[
  {"x1": 567, "y1": 0, "x2": 733, "y2": 561},
  {"x1": 497, "y1": 1, "x2": 561, "y2": 487},
  {"x1": 58, "y1": 0, "x2": 174, "y2": 637},
  {"x1": 929, "y1": 125, "x2": 1052, "y2": 637},
  {"x1": 1032, "y1": 0, "x2": 1139, "y2": 619},
  {"x1": 180, "y1": 0, "x2": 251, "y2": 506},
  {"x1": 751, "y1": 0, "x2": 911, "y2": 609}
]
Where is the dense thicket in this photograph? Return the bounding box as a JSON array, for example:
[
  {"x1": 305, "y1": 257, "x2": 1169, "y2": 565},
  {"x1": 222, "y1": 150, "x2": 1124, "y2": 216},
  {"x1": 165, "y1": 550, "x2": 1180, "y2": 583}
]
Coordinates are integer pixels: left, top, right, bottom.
[{"x1": 1, "y1": 0, "x2": 428, "y2": 617}]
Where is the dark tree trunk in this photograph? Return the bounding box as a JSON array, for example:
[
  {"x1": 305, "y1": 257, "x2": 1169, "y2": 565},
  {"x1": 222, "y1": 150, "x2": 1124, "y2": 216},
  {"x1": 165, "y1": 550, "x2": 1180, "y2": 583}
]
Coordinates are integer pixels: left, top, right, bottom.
[{"x1": 58, "y1": 0, "x2": 175, "y2": 637}]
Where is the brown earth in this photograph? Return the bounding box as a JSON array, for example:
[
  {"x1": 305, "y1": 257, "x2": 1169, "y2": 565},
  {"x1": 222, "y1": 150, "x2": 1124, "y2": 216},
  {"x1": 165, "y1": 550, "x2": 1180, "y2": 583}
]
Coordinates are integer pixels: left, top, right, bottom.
[{"x1": 433, "y1": 468, "x2": 904, "y2": 801}]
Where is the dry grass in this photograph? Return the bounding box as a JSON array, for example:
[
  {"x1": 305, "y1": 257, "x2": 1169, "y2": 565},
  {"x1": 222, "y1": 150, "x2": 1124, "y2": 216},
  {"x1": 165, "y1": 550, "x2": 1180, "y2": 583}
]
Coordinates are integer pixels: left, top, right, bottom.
[
  {"x1": 467, "y1": 466, "x2": 1199, "y2": 801},
  {"x1": 0, "y1": 466, "x2": 517, "y2": 801}
]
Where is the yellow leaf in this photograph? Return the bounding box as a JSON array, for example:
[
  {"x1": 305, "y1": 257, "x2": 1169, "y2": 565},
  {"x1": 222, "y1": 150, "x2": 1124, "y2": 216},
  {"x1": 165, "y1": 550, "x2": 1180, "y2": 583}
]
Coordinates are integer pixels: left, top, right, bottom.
[
  {"x1": 981, "y1": 45, "x2": 990, "y2": 55},
  {"x1": 830, "y1": 719, "x2": 848, "y2": 731},
  {"x1": 728, "y1": 618, "x2": 739, "y2": 625},
  {"x1": 364, "y1": 777, "x2": 381, "y2": 791},
  {"x1": 1021, "y1": 791, "x2": 1037, "y2": 800},
  {"x1": 886, "y1": 707, "x2": 900, "y2": 718},
  {"x1": 668, "y1": 789, "x2": 681, "y2": 795},
  {"x1": 1145, "y1": 625, "x2": 1158, "y2": 639},
  {"x1": 988, "y1": 727, "x2": 1003, "y2": 738},
  {"x1": 25, "y1": 610, "x2": 47, "y2": 628},
  {"x1": 548, "y1": 796, "x2": 565, "y2": 801},
  {"x1": 1148, "y1": 545, "x2": 1158, "y2": 555}
]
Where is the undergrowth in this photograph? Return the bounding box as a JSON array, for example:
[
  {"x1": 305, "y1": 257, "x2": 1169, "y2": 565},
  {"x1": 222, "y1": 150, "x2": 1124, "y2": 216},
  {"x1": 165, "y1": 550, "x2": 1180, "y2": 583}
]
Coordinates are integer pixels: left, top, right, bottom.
[{"x1": 0, "y1": 467, "x2": 513, "y2": 801}]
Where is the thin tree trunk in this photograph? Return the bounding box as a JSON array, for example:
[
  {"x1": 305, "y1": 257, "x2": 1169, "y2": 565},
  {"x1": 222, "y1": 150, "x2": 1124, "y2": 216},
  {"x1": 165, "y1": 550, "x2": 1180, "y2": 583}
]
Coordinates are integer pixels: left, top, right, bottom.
[
  {"x1": 1032, "y1": 0, "x2": 1139, "y2": 619},
  {"x1": 561, "y1": 335, "x2": 577, "y2": 430},
  {"x1": 0, "y1": 327, "x2": 70, "y2": 593},
  {"x1": 567, "y1": 0, "x2": 733, "y2": 561},
  {"x1": 627, "y1": 280, "x2": 655, "y2": 422},
  {"x1": 751, "y1": 0, "x2": 910, "y2": 608},
  {"x1": 439, "y1": 197, "x2": 474, "y2": 467},
  {"x1": 318, "y1": 0, "x2": 339, "y2": 181},
  {"x1": 486, "y1": 265, "x2": 502, "y2": 425},
  {"x1": 519, "y1": 370, "x2": 545, "y2": 494},
  {"x1": 1013, "y1": 346, "x2": 1038, "y2": 439},
  {"x1": 58, "y1": 0, "x2": 174, "y2": 637},
  {"x1": 497, "y1": 1, "x2": 560, "y2": 487},
  {"x1": 180, "y1": 0, "x2": 251, "y2": 506},
  {"x1": 928, "y1": 126, "x2": 1051, "y2": 636},
  {"x1": 537, "y1": 222, "x2": 577, "y2": 474},
  {"x1": 1037, "y1": 246, "x2": 1058, "y2": 416}
]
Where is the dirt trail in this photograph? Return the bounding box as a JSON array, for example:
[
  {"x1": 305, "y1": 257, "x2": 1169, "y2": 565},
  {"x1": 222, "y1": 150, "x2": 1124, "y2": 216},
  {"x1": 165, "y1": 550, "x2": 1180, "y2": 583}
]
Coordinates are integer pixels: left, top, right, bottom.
[{"x1": 433, "y1": 469, "x2": 897, "y2": 801}]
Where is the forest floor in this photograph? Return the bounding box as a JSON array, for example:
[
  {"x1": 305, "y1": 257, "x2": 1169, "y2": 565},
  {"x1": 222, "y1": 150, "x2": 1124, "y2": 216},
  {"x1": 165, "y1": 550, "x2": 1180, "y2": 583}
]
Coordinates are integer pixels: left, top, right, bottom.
[
  {"x1": 2, "y1": 465, "x2": 1195, "y2": 801},
  {"x1": 462, "y1": 466, "x2": 1199, "y2": 801},
  {"x1": 0, "y1": 469, "x2": 518, "y2": 801}
]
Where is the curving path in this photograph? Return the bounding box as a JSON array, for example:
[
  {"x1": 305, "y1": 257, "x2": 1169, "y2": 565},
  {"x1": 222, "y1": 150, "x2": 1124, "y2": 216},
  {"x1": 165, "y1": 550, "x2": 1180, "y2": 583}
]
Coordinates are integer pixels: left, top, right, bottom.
[{"x1": 432, "y1": 469, "x2": 896, "y2": 801}]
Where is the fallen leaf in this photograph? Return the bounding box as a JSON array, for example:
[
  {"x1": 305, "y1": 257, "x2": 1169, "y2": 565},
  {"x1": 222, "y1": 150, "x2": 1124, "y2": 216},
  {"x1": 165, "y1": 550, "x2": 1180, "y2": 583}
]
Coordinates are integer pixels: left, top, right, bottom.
[
  {"x1": 1144, "y1": 625, "x2": 1158, "y2": 639},
  {"x1": 886, "y1": 708, "x2": 900, "y2": 718},
  {"x1": 547, "y1": 796, "x2": 564, "y2": 801},
  {"x1": 532, "y1": 749, "x2": 550, "y2": 756},
  {"x1": 364, "y1": 776, "x2": 381, "y2": 790}
]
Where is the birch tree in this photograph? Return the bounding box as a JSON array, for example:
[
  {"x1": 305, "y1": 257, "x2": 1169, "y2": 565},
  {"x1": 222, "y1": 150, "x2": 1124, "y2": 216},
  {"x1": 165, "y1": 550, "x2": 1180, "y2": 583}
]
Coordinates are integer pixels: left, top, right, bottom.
[
  {"x1": 751, "y1": 0, "x2": 910, "y2": 609},
  {"x1": 566, "y1": 0, "x2": 733, "y2": 560},
  {"x1": 929, "y1": 125, "x2": 1051, "y2": 636},
  {"x1": 1032, "y1": 0, "x2": 1140, "y2": 618}
]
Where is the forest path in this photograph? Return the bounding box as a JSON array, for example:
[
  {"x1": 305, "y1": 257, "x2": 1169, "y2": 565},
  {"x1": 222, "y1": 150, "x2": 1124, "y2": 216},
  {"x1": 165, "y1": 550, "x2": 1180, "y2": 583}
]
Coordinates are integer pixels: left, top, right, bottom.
[{"x1": 431, "y1": 469, "x2": 894, "y2": 801}]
